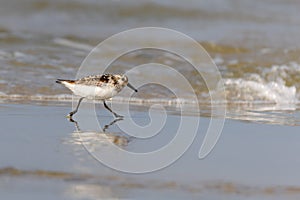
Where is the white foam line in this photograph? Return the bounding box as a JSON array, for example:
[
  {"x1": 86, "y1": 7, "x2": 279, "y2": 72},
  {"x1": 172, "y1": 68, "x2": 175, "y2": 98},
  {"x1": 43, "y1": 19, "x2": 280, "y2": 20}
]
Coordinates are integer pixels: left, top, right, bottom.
[
  {"x1": 0, "y1": 94, "x2": 208, "y2": 106},
  {"x1": 0, "y1": 94, "x2": 298, "y2": 108},
  {"x1": 53, "y1": 38, "x2": 93, "y2": 51}
]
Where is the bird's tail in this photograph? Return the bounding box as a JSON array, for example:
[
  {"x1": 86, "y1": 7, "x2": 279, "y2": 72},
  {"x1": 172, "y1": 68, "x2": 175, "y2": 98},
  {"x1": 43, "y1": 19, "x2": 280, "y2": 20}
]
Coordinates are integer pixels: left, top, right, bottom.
[{"x1": 56, "y1": 79, "x2": 75, "y2": 84}]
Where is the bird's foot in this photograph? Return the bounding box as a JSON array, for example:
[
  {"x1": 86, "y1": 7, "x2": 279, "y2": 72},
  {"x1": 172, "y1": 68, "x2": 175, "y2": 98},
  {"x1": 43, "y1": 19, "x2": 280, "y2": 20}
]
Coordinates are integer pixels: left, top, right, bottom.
[
  {"x1": 114, "y1": 113, "x2": 124, "y2": 119},
  {"x1": 66, "y1": 112, "x2": 74, "y2": 119}
]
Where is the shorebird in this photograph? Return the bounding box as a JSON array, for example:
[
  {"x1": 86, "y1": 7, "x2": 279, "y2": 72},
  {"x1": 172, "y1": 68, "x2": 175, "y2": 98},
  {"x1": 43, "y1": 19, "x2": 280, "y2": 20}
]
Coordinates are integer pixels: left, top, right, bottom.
[{"x1": 56, "y1": 74, "x2": 138, "y2": 118}]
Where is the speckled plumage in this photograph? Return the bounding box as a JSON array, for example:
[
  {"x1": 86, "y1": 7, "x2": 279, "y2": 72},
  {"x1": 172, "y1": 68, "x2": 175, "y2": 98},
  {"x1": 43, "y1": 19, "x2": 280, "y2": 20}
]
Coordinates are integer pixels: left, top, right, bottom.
[
  {"x1": 75, "y1": 74, "x2": 119, "y2": 86},
  {"x1": 57, "y1": 74, "x2": 121, "y2": 86}
]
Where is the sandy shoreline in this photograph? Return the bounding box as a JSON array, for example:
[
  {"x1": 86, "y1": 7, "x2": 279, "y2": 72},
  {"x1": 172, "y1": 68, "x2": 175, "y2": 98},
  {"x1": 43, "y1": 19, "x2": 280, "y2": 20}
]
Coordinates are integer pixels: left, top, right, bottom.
[{"x1": 0, "y1": 102, "x2": 300, "y2": 199}]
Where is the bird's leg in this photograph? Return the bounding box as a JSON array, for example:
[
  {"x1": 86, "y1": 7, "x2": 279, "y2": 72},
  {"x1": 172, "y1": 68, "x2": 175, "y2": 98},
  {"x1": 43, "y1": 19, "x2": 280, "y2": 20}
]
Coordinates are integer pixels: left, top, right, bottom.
[
  {"x1": 103, "y1": 100, "x2": 123, "y2": 118},
  {"x1": 68, "y1": 97, "x2": 84, "y2": 118}
]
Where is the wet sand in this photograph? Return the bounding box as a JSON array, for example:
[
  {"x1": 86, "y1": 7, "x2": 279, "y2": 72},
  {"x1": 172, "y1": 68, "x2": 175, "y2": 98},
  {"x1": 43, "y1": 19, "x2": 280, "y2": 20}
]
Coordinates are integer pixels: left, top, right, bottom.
[{"x1": 0, "y1": 101, "x2": 300, "y2": 199}]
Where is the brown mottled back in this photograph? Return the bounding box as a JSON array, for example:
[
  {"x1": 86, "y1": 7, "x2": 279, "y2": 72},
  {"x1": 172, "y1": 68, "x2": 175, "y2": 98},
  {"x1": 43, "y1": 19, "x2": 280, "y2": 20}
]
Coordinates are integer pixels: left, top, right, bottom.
[{"x1": 75, "y1": 74, "x2": 119, "y2": 87}]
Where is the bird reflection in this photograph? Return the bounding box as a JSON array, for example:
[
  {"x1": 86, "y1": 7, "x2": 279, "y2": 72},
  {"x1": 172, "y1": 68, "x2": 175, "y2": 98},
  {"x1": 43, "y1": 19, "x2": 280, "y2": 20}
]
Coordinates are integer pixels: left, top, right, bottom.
[{"x1": 68, "y1": 117, "x2": 130, "y2": 147}]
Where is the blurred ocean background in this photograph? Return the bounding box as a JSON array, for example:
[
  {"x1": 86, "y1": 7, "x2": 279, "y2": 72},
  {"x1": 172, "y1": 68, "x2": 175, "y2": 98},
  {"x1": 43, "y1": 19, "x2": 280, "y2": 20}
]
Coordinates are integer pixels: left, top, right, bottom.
[{"x1": 1, "y1": 0, "x2": 300, "y2": 110}]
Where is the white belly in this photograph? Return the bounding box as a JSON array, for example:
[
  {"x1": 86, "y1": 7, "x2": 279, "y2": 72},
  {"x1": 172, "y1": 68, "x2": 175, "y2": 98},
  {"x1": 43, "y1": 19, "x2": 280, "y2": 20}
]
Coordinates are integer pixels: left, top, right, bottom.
[{"x1": 63, "y1": 82, "x2": 119, "y2": 99}]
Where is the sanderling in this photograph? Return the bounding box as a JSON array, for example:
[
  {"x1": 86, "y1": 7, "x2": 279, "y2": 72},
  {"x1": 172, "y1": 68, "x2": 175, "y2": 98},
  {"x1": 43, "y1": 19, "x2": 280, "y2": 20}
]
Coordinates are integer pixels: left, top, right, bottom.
[{"x1": 56, "y1": 74, "x2": 138, "y2": 118}]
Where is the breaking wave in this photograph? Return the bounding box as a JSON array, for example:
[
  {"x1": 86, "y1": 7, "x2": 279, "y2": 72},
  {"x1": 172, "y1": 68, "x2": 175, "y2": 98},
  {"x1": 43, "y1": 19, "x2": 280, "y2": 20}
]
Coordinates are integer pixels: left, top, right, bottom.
[{"x1": 224, "y1": 62, "x2": 299, "y2": 104}]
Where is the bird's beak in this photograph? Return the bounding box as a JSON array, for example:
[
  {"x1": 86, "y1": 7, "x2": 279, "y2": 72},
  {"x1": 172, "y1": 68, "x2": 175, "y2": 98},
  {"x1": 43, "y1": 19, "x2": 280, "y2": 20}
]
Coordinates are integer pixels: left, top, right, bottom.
[{"x1": 127, "y1": 83, "x2": 138, "y2": 92}]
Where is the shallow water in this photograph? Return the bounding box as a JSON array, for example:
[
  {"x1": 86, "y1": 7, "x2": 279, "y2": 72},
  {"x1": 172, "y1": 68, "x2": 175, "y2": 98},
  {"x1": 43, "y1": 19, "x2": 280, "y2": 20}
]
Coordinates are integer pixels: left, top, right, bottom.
[{"x1": 1, "y1": 103, "x2": 300, "y2": 199}]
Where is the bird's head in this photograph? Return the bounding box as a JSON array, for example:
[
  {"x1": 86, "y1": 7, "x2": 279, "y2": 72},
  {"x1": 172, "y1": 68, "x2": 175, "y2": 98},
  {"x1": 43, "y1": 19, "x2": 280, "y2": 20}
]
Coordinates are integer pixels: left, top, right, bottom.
[{"x1": 117, "y1": 75, "x2": 138, "y2": 92}]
